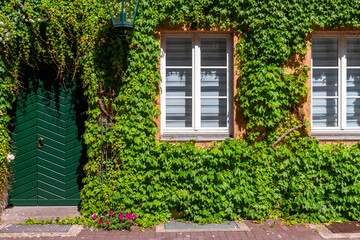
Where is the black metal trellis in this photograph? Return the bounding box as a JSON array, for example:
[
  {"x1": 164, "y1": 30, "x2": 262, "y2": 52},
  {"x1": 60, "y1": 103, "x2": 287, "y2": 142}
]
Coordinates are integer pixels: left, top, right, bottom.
[{"x1": 99, "y1": 116, "x2": 116, "y2": 185}]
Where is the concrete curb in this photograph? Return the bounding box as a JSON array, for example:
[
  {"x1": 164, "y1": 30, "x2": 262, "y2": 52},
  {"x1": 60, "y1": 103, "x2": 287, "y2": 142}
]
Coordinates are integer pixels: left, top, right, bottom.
[
  {"x1": 156, "y1": 221, "x2": 250, "y2": 232},
  {"x1": 0, "y1": 224, "x2": 83, "y2": 238},
  {"x1": 309, "y1": 224, "x2": 360, "y2": 239}
]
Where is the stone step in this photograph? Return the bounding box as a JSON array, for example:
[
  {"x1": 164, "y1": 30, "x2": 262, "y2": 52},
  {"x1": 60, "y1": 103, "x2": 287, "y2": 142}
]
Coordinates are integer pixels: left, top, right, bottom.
[{"x1": 1, "y1": 206, "x2": 80, "y2": 224}]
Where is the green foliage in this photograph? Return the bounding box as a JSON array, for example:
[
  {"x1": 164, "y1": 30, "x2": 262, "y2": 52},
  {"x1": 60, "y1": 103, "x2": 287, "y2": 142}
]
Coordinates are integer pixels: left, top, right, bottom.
[
  {"x1": 24, "y1": 216, "x2": 87, "y2": 225},
  {"x1": 23, "y1": 212, "x2": 136, "y2": 230},
  {"x1": 89, "y1": 211, "x2": 137, "y2": 230},
  {"x1": 82, "y1": 137, "x2": 360, "y2": 227},
  {"x1": 2, "y1": 0, "x2": 360, "y2": 227}
]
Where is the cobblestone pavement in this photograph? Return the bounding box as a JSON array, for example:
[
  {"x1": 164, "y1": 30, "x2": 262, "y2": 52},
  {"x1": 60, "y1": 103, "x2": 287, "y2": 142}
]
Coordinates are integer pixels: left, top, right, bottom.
[{"x1": 2, "y1": 219, "x2": 360, "y2": 240}]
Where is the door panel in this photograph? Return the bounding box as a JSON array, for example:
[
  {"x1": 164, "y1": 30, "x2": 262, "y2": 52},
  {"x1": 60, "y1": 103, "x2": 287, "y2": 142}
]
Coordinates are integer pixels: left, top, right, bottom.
[
  {"x1": 11, "y1": 169, "x2": 37, "y2": 189},
  {"x1": 9, "y1": 76, "x2": 85, "y2": 206}
]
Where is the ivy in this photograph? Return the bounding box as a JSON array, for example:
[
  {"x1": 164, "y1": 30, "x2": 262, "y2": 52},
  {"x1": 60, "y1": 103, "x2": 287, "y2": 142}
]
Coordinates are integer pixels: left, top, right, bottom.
[{"x1": 2, "y1": 0, "x2": 360, "y2": 227}]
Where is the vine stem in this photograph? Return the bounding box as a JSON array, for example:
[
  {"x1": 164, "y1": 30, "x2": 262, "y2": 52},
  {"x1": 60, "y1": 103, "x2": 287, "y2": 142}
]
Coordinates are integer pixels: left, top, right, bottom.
[
  {"x1": 271, "y1": 126, "x2": 301, "y2": 151},
  {"x1": 97, "y1": 98, "x2": 110, "y2": 117}
]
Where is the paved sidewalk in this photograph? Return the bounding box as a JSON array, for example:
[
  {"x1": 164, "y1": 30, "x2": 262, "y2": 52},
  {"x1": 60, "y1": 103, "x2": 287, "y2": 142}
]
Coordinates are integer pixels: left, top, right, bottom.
[{"x1": 2, "y1": 219, "x2": 360, "y2": 240}]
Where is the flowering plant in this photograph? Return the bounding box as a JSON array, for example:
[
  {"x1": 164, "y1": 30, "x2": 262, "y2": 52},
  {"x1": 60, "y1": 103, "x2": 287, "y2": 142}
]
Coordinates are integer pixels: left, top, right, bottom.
[
  {"x1": 89, "y1": 211, "x2": 136, "y2": 230},
  {"x1": 7, "y1": 154, "x2": 15, "y2": 163}
]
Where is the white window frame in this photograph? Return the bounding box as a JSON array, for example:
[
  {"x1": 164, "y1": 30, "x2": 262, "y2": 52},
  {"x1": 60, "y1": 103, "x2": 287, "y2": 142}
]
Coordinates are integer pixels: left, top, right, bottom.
[
  {"x1": 160, "y1": 33, "x2": 233, "y2": 136},
  {"x1": 311, "y1": 33, "x2": 360, "y2": 139}
]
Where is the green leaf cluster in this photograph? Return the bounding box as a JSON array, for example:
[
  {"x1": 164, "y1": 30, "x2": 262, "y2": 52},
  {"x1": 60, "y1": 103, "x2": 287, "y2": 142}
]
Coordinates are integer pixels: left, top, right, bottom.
[
  {"x1": 2, "y1": 0, "x2": 360, "y2": 226},
  {"x1": 81, "y1": 138, "x2": 360, "y2": 227}
]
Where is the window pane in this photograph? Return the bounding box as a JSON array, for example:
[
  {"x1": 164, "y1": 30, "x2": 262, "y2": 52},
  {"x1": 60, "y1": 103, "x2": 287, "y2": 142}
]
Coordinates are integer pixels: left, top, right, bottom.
[
  {"x1": 166, "y1": 69, "x2": 192, "y2": 97},
  {"x1": 312, "y1": 69, "x2": 338, "y2": 97},
  {"x1": 347, "y1": 98, "x2": 360, "y2": 127},
  {"x1": 166, "y1": 98, "x2": 192, "y2": 127},
  {"x1": 347, "y1": 38, "x2": 360, "y2": 66},
  {"x1": 166, "y1": 38, "x2": 192, "y2": 66},
  {"x1": 201, "y1": 38, "x2": 227, "y2": 66},
  {"x1": 201, "y1": 69, "x2": 227, "y2": 97},
  {"x1": 312, "y1": 38, "x2": 338, "y2": 67},
  {"x1": 347, "y1": 69, "x2": 360, "y2": 96},
  {"x1": 201, "y1": 99, "x2": 227, "y2": 127},
  {"x1": 312, "y1": 98, "x2": 338, "y2": 127}
]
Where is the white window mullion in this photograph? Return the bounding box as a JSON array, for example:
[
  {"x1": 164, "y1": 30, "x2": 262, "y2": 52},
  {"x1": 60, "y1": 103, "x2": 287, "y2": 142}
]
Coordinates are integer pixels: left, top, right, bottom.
[
  {"x1": 340, "y1": 37, "x2": 347, "y2": 129},
  {"x1": 194, "y1": 36, "x2": 201, "y2": 131}
]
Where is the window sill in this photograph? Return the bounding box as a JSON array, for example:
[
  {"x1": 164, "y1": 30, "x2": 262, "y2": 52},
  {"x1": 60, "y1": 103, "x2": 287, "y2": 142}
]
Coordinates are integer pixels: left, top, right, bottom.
[
  {"x1": 311, "y1": 130, "x2": 360, "y2": 140},
  {"x1": 161, "y1": 133, "x2": 233, "y2": 142}
]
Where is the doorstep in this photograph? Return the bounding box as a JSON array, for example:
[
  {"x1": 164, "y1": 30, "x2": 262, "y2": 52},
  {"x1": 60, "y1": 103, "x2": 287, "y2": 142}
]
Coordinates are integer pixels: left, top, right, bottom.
[{"x1": 1, "y1": 206, "x2": 80, "y2": 224}]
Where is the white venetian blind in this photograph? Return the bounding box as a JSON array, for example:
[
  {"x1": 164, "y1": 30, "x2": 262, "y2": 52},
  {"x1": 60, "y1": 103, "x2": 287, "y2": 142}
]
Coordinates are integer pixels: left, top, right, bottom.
[
  {"x1": 165, "y1": 38, "x2": 193, "y2": 128},
  {"x1": 346, "y1": 38, "x2": 360, "y2": 127},
  {"x1": 312, "y1": 38, "x2": 338, "y2": 127},
  {"x1": 200, "y1": 38, "x2": 228, "y2": 127}
]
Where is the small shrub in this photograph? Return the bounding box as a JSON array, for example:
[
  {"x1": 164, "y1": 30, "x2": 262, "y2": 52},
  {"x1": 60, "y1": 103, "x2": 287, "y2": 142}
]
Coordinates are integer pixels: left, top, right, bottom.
[{"x1": 89, "y1": 211, "x2": 137, "y2": 230}]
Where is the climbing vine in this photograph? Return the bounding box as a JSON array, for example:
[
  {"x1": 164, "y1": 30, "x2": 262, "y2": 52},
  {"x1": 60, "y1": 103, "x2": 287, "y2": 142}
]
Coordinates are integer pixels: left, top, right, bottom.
[{"x1": 1, "y1": 0, "x2": 360, "y2": 226}]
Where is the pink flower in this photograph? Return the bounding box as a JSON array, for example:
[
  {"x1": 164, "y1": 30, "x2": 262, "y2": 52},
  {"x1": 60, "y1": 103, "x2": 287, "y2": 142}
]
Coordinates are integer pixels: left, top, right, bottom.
[
  {"x1": 92, "y1": 213, "x2": 97, "y2": 219},
  {"x1": 7, "y1": 154, "x2": 15, "y2": 162},
  {"x1": 128, "y1": 221, "x2": 131, "y2": 224},
  {"x1": 132, "y1": 214, "x2": 136, "y2": 219},
  {"x1": 106, "y1": 221, "x2": 109, "y2": 226},
  {"x1": 113, "y1": 213, "x2": 117, "y2": 216},
  {"x1": 119, "y1": 213, "x2": 124, "y2": 220},
  {"x1": 98, "y1": 219, "x2": 104, "y2": 225},
  {"x1": 109, "y1": 211, "x2": 113, "y2": 215},
  {"x1": 110, "y1": 220, "x2": 113, "y2": 222}
]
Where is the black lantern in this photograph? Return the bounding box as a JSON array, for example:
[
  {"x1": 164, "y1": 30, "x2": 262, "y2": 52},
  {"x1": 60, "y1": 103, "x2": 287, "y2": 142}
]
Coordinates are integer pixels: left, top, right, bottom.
[{"x1": 106, "y1": 0, "x2": 140, "y2": 29}]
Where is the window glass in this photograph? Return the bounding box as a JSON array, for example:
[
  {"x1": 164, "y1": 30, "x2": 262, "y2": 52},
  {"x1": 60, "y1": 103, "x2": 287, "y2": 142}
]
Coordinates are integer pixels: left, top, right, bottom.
[
  {"x1": 166, "y1": 38, "x2": 192, "y2": 66},
  {"x1": 347, "y1": 69, "x2": 360, "y2": 97},
  {"x1": 201, "y1": 38, "x2": 227, "y2": 66},
  {"x1": 347, "y1": 98, "x2": 360, "y2": 127},
  {"x1": 166, "y1": 98, "x2": 192, "y2": 127},
  {"x1": 312, "y1": 69, "x2": 338, "y2": 97},
  {"x1": 347, "y1": 38, "x2": 360, "y2": 66},
  {"x1": 312, "y1": 38, "x2": 338, "y2": 67},
  {"x1": 201, "y1": 99, "x2": 227, "y2": 127},
  {"x1": 312, "y1": 98, "x2": 338, "y2": 127},
  {"x1": 166, "y1": 69, "x2": 192, "y2": 97},
  {"x1": 201, "y1": 69, "x2": 227, "y2": 97}
]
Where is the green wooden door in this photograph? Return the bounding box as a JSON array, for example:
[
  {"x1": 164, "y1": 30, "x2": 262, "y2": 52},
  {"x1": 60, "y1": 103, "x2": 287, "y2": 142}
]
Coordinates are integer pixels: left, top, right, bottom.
[{"x1": 9, "y1": 76, "x2": 85, "y2": 206}]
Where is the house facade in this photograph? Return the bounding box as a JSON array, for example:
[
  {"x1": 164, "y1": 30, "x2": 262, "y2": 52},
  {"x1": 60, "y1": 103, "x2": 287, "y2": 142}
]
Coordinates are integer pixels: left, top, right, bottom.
[{"x1": 2, "y1": 0, "x2": 360, "y2": 223}]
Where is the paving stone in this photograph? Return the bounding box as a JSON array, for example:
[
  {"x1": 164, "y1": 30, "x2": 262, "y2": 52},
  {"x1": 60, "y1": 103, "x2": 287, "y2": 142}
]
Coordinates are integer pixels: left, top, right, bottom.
[{"x1": 2, "y1": 219, "x2": 360, "y2": 239}]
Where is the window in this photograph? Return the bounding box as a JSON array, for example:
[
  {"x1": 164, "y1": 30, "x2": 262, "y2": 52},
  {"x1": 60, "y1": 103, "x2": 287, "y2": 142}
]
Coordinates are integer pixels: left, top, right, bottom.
[
  {"x1": 160, "y1": 34, "x2": 232, "y2": 140},
  {"x1": 312, "y1": 34, "x2": 360, "y2": 138}
]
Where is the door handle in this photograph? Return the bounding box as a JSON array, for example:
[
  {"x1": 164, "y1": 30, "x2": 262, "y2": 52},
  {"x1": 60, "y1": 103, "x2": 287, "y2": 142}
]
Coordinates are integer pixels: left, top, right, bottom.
[{"x1": 38, "y1": 137, "x2": 44, "y2": 149}]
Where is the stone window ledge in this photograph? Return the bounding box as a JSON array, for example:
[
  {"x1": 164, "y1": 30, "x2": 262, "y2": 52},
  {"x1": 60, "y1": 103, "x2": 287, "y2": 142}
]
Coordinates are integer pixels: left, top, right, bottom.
[
  {"x1": 161, "y1": 134, "x2": 233, "y2": 142},
  {"x1": 311, "y1": 131, "x2": 360, "y2": 141}
]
